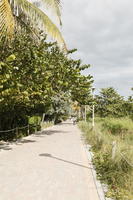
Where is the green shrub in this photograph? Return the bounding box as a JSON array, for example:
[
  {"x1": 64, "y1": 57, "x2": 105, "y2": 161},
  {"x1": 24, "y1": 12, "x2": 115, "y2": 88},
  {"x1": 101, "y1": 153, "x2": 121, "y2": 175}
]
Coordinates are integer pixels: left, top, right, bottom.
[
  {"x1": 29, "y1": 116, "x2": 41, "y2": 125},
  {"x1": 28, "y1": 116, "x2": 41, "y2": 132}
]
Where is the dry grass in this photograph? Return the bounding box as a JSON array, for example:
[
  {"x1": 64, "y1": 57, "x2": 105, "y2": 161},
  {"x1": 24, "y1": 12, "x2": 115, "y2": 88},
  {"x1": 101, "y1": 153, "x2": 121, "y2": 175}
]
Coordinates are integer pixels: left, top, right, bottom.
[{"x1": 79, "y1": 118, "x2": 133, "y2": 200}]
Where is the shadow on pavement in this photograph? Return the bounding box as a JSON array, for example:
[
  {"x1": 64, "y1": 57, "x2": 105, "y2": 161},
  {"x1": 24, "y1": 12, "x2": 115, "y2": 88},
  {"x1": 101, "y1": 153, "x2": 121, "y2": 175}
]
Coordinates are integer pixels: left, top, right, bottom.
[
  {"x1": 17, "y1": 139, "x2": 36, "y2": 144},
  {"x1": 35, "y1": 129, "x2": 67, "y2": 137},
  {"x1": 58, "y1": 122, "x2": 73, "y2": 126},
  {"x1": 14, "y1": 139, "x2": 36, "y2": 145},
  {"x1": 0, "y1": 143, "x2": 12, "y2": 151},
  {"x1": 0, "y1": 139, "x2": 36, "y2": 152},
  {"x1": 39, "y1": 153, "x2": 92, "y2": 169}
]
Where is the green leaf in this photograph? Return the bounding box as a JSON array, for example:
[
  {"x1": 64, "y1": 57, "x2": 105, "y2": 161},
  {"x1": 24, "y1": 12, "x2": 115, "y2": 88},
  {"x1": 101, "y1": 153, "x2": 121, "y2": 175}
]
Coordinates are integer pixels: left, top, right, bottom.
[{"x1": 6, "y1": 54, "x2": 16, "y2": 62}]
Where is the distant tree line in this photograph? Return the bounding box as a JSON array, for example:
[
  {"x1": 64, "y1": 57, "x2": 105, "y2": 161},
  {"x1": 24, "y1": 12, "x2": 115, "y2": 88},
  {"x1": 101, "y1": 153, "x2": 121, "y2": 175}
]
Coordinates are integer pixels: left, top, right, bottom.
[{"x1": 95, "y1": 87, "x2": 133, "y2": 119}]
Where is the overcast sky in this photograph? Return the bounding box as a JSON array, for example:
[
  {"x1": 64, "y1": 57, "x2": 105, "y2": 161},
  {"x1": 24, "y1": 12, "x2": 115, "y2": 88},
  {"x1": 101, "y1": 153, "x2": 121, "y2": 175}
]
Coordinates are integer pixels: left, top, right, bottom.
[{"x1": 61, "y1": 0, "x2": 133, "y2": 97}]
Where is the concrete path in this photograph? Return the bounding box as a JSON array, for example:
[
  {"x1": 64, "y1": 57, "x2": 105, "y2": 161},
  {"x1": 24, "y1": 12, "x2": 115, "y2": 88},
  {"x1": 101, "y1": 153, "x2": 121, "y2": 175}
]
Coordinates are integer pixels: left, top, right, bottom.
[{"x1": 0, "y1": 121, "x2": 100, "y2": 200}]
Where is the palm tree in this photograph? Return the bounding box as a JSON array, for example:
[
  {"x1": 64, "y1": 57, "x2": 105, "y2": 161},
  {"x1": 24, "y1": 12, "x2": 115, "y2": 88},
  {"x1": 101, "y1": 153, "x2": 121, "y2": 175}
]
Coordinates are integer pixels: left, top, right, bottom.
[{"x1": 0, "y1": 0, "x2": 66, "y2": 48}]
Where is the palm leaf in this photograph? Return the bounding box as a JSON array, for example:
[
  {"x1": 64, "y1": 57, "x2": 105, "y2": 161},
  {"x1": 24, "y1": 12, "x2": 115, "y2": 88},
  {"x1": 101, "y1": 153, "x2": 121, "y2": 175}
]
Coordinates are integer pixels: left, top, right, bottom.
[
  {"x1": 14, "y1": 0, "x2": 66, "y2": 49},
  {"x1": 0, "y1": 0, "x2": 14, "y2": 39},
  {"x1": 40, "y1": 0, "x2": 62, "y2": 25},
  {"x1": 15, "y1": 14, "x2": 40, "y2": 39}
]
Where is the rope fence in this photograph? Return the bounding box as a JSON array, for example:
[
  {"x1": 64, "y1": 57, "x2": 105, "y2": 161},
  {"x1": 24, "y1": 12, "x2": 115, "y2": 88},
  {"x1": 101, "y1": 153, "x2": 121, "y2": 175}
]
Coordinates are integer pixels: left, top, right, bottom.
[
  {"x1": 0, "y1": 124, "x2": 39, "y2": 141},
  {"x1": 0, "y1": 124, "x2": 38, "y2": 133},
  {"x1": 0, "y1": 128, "x2": 16, "y2": 133}
]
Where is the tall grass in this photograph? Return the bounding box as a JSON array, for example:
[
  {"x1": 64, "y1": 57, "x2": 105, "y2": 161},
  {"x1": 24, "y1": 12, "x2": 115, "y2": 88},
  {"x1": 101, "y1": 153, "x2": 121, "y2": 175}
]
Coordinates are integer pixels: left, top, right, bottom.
[
  {"x1": 102, "y1": 118, "x2": 133, "y2": 135},
  {"x1": 41, "y1": 121, "x2": 54, "y2": 130},
  {"x1": 79, "y1": 118, "x2": 133, "y2": 200}
]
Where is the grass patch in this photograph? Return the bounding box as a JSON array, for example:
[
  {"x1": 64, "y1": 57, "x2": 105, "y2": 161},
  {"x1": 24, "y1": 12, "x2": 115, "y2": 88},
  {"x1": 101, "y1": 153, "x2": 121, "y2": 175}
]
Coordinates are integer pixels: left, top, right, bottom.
[
  {"x1": 41, "y1": 121, "x2": 54, "y2": 130},
  {"x1": 102, "y1": 118, "x2": 133, "y2": 136},
  {"x1": 79, "y1": 118, "x2": 133, "y2": 200}
]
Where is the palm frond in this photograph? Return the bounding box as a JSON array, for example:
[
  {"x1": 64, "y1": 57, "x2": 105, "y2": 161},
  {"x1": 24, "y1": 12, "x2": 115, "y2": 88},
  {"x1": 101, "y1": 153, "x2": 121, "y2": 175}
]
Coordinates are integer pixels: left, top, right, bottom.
[
  {"x1": 40, "y1": 0, "x2": 62, "y2": 25},
  {"x1": 0, "y1": 0, "x2": 14, "y2": 39},
  {"x1": 15, "y1": 14, "x2": 40, "y2": 40},
  {"x1": 14, "y1": 0, "x2": 66, "y2": 49}
]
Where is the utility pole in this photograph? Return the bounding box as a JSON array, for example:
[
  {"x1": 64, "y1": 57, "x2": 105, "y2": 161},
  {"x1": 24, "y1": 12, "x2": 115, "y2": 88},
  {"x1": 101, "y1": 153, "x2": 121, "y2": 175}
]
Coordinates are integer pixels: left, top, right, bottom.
[
  {"x1": 85, "y1": 105, "x2": 87, "y2": 122},
  {"x1": 92, "y1": 87, "x2": 95, "y2": 128},
  {"x1": 79, "y1": 106, "x2": 81, "y2": 119}
]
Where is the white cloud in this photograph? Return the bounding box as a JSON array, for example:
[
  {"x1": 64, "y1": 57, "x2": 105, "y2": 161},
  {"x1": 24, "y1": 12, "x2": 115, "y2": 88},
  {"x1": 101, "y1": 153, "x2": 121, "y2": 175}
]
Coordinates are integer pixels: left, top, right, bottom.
[{"x1": 62, "y1": 0, "x2": 133, "y2": 96}]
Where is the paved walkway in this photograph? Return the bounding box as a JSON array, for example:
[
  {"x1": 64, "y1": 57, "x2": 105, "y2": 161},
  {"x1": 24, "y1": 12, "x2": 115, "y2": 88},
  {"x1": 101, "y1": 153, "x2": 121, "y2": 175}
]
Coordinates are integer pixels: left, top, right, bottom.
[{"x1": 0, "y1": 121, "x2": 100, "y2": 200}]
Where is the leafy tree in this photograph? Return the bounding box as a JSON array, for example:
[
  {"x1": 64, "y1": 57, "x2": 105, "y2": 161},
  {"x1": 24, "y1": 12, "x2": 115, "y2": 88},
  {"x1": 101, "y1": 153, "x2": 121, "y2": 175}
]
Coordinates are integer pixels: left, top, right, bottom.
[
  {"x1": 46, "y1": 93, "x2": 70, "y2": 123},
  {"x1": 125, "y1": 88, "x2": 133, "y2": 120},
  {"x1": 0, "y1": 33, "x2": 92, "y2": 132},
  {"x1": 95, "y1": 87, "x2": 125, "y2": 118}
]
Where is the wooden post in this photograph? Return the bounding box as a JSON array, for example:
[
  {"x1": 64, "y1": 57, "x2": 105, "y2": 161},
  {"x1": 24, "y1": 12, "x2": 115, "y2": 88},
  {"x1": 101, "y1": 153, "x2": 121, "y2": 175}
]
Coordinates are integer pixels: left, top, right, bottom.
[
  {"x1": 112, "y1": 141, "x2": 117, "y2": 160},
  {"x1": 41, "y1": 113, "x2": 45, "y2": 124},
  {"x1": 16, "y1": 127, "x2": 18, "y2": 137},
  {"x1": 79, "y1": 107, "x2": 81, "y2": 119},
  {"x1": 41, "y1": 113, "x2": 45, "y2": 130},
  {"x1": 27, "y1": 124, "x2": 30, "y2": 135},
  {"x1": 35, "y1": 125, "x2": 37, "y2": 133}
]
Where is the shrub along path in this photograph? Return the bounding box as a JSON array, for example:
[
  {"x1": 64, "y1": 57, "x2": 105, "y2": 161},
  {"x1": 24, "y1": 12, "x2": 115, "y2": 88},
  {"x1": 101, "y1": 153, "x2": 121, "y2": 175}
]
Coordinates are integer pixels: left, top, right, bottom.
[{"x1": 0, "y1": 121, "x2": 100, "y2": 200}]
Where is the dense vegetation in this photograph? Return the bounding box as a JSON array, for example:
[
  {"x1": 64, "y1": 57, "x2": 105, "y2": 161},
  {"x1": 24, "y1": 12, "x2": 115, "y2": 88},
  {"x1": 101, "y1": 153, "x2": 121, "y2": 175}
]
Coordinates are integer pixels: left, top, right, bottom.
[
  {"x1": 0, "y1": 33, "x2": 92, "y2": 140},
  {"x1": 79, "y1": 118, "x2": 133, "y2": 200},
  {"x1": 79, "y1": 87, "x2": 133, "y2": 200}
]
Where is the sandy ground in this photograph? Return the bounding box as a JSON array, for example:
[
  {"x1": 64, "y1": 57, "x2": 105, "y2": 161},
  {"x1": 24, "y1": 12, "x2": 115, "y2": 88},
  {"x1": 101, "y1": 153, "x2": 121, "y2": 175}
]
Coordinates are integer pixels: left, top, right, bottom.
[{"x1": 0, "y1": 121, "x2": 100, "y2": 200}]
